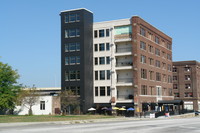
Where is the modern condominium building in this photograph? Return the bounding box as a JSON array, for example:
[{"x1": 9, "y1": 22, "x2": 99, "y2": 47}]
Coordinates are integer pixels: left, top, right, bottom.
[
  {"x1": 93, "y1": 16, "x2": 174, "y2": 112},
  {"x1": 60, "y1": 8, "x2": 174, "y2": 113},
  {"x1": 173, "y1": 61, "x2": 200, "y2": 111}
]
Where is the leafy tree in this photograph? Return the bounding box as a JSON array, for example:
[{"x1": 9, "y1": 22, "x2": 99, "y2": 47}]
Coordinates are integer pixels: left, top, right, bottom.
[
  {"x1": 60, "y1": 90, "x2": 80, "y2": 115},
  {"x1": 0, "y1": 61, "x2": 21, "y2": 114},
  {"x1": 17, "y1": 85, "x2": 39, "y2": 115}
]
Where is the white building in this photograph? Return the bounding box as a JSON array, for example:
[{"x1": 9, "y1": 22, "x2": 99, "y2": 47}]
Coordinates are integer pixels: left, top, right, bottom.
[{"x1": 14, "y1": 87, "x2": 61, "y2": 115}]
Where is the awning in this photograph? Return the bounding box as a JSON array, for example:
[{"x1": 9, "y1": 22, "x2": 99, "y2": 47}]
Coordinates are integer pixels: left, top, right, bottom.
[{"x1": 158, "y1": 100, "x2": 183, "y2": 105}]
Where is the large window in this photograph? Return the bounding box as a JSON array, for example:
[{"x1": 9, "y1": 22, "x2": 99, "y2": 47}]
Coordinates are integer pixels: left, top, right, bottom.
[
  {"x1": 40, "y1": 101, "x2": 45, "y2": 110},
  {"x1": 156, "y1": 72, "x2": 161, "y2": 81},
  {"x1": 100, "y1": 70, "x2": 105, "y2": 80},
  {"x1": 99, "y1": 57, "x2": 105, "y2": 65},
  {"x1": 99, "y1": 29, "x2": 105, "y2": 37},
  {"x1": 65, "y1": 56, "x2": 80, "y2": 65},
  {"x1": 99, "y1": 43, "x2": 105, "y2": 51},
  {"x1": 65, "y1": 43, "x2": 80, "y2": 52},
  {"x1": 65, "y1": 13, "x2": 80, "y2": 23},
  {"x1": 100, "y1": 87, "x2": 106, "y2": 96},
  {"x1": 65, "y1": 70, "x2": 80, "y2": 81},
  {"x1": 65, "y1": 29, "x2": 80, "y2": 38}
]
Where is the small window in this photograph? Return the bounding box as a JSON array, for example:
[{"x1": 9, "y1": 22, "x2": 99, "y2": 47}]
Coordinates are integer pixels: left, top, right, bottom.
[
  {"x1": 107, "y1": 70, "x2": 110, "y2": 80},
  {"x1": 173, "y1": 84, "x2": 178, "y2": 89},
  {"x1": 100, "y1": 87, "x2": 106, "y2": 96},
  {"x1": 94, "y1": 30, "x2": 98, "y2": 38},
  {"x1": 40, "y1": 101, "x2": 45, "y2": 110},
  {"x1": 106, "y1": 43, "x2": 110, "y2": 51},
  {"x1": 99, "y1": 57, "x2": 105, "y2": 65},
  {"x1": 106, "y1": 57, "x2": 110, "y2": 64},
  {"x1": 76, "y1": 43, "x2": 80, "y2": 51},
  {"x1": 94, "y1": 44, "x2": 98, "y2": 51},
  {"x1": 69, "y1": 14, "x2": 76, "y2": 22},
  {"x1": 141, "y1": 69, "x2": 147, "y2": 79},
  {"x1": 95, "y1": 57, "x2": 98, "y2": 65},
  {"x1": 65, "y1": 57, "x2": 69, "y2": 65},
  {"x1": 65, "y1": 44, "x2": 69, "y2": 52},
  {"x1": 70, "y1": 56, "x2": 76, "y2": 64},
  {"x1": 106, "y1": 29, "x2": 110, "y2": 37},
  {"x1": 99, "y1": 29, "x2": 105, "y2": 37},
  {"x1": 155, "y1": 36, "x2": 159, "y2": 44},
  {"x1": 140, "y1": 41, "x2": 146, "y2": 50},
  {"x1": 95, "y1": 87, "x2": 98, "y2": 96},
  {"x1": 95, "y1": 71, "x2": 98, "y2": 80},
  {"x1": 76, "y1": 14, "x2": 80, "y2": 21},
  {"x1": 107, "y1": 86, "x2": 110, "y2": 96},
  {"x1": 141, "y1": 85, "x2": 147, "y2": 95},
  {"x1": 140, "y1": 55, "x2": 146, "y2": 64},
  {"x1": 156, "y1": 72, "x2": 161, "y2": 81},
  {"x1": 69, "y1": 43, "x2": 76, "y2": 51},
  {"x1": 140, "y1": 27, "x2": 146, "y2": 36},
  {"x1": 185, "y1": 75, "x2": 191, "y2": 80},
  {"x1": 65, "y1": 14, "x2": 69, "y2": 23},
  {"x1": 76, "y1": 56, "x2": 80, "y2": 64}
]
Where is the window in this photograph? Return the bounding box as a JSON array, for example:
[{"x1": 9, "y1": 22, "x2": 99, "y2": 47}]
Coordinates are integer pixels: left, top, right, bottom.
[
  {"x1": 77, "y1": 87, "x2": 80, "y2": 95},
  {"x1": 106, "y1": 57, "x2": 110, "y2": 64},
  {"x1": 155, "y1": 60, "x2": 160, "y2": 68},
  {"x1": 149, "y1": 58, "x2": 154, "y2": 65},
  {"x1": 163, "y1": 74, "x2": 167, "y2": 82},
  {"x1": 155, "y1": 48, "x2": 160, "y2": 56},
  {"x1": 168, "y1": 75, "x2": 172, "y2": 83},
  {"x1": 162, "y1": 62, "x2": 166, "y2": 69},
  {"x1": 155, "y1": 36, "x2": 159, "y2": 44},
  {"x1": 106, "y1": 29, "x2": 110, "y2": 37},
  {"x1": 173, "y1": 67, "x2": 177, "y2": 72},
  {"x1": 185, "y1": 67, "x2": 191, "y2": 72},
  {"x1": 40, "y1": 101, "x2": 45, "y2": 110},
  {"x1": 141, "y1": 85, "x2": 147, "y2": 95},
  {"x1": 141, "y1": 69, "x2": 147, "y2": 79},
  {"x1": 140, "y1": 41, "x2": 146, "y2": 50},
  {"x1": 76, "y1": 14, "x2": 80, "y2": 21},
  {"x1": 65, "y1": 14, "x2": 69, "y2": 23},
  {"x1": 173, "y1": 84, "x2": 178, "y2": 89},
  {"x1": 140, "y1": 27, "x2": 146, "y2": 36},
  {"x1": 107, "y1": 70, "x2": 110, "y2": 80},
  {"x1": 99, "y1": 29, "x2": 105, "y2": 37},
  {"x1": 185, "y1": 84, "x2": 191, "y2": 89},
  {"x1": 185, "y1": 75, "x2": 191, "y2": 80},
  {"x1": 65, "y1": 71, "x2": 69, "y2": 81},
  {"x1": 95, "y1": 71, "x2": 98, "y2": 80},
  {"x1": 69, "y1": 43, "x2": 76, "y2": 51},
  {"x1": 148, "y1": 45, "x2": 154, "y2": 53},
  {"x1": 185, "y1": 92, "x2": 193, "y2": 97},
  {"x1": 76, "y1": 43, "x2": 80, "y2": 51},
  {"x1": 174, "y1": 93, "x2": 179, "y2": 97},
  {"x1": 76, "y1": 56, "x2": 80, "y2": 64},
  {"x1": 65, "y1": 44, "x2": 69, "y2": 52},
  {"x1": 99, "y1": 57, "x2": 105, "y2": 65},
  {"x1": 106, "y1": 43, "x2": 110, "y2": 51},
  {"x1": 100, "y1": 87, "x2": 105, "y2": 96},
  {"x1": 157, "y1": 86, "x2": 162, "y2": 96},
  {"x1": 95, "y1": 87, "x2": 98, "y2": 96},
  {"x1": 65, "y1": 29, "x2": 80, "y2": 38},
  {"x1": 99, "y1": 43, "x2": 105, "y2": 51},
  {"x1": 95, "y1": 57, "x2": 98, "y2": 65},
  {"x1": 70, "y1": 86, "x2": 76, "y2": 94},
  {"x1": 167, "y1": 43, "x2": 172, "y2": 50},
  {"x1": 140, "y1": 55, "x2": 146, "y2": 64},
  {"x1": 69, "y1": 56, "x2": 76, "y2": 64},
  {"x1": 148, "y1": 32, "x2": 153, "y2": 40},
  {"x1": 65, "y1": 57, "x2": 69, "y2": 65},
  {"x1": 156, "y1": 72, "x2": 161, "y2": 81},
  {"x1": 94, "y1": 30, "x2": 98, "y2": 38},
  {"x1": 94, "y1": 44, "x2": 98, "y2": 51},
  {"x1": 69, "y1": 14, "x2": 76, "y2": 22},
  {"x1": 167, "y1": 54, "x2": 172, "y2": 60},
  {"x1": 149, "y1": 71, "x2": 154, "y2": 80},
  {"x1": 162, "y1": 51, "x2": 166, "y2": 58},
  {"x1": 107, "y1": 86, "x2": 110, "y2": 96},
  {"x1": 168, "y1": 64, "x2": 172, "y2": 71},
  {"x1": 69, "y1": 71, "x2": 76, "y2": 80},
  {"x1": 100, "y1": 70, "x2": 105, "y2": 80},
  {"x1": 66, "y1": 43, "x2": 80, "y2": 52}
]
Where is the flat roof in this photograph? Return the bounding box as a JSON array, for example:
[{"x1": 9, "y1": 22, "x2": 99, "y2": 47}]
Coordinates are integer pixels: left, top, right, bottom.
[{"x1": 60, "y1": 8, "x2": 93, "y2": 13}]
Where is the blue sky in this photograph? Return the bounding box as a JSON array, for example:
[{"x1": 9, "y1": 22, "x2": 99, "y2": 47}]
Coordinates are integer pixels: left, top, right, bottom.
[{"x1": 0, "y1": 0, "x2": 200, "y2": 87}]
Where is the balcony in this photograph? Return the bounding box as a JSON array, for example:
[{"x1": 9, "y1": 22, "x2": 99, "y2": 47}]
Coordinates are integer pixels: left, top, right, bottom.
[
  {"x1": 117, "y1": 94, "x2": 134, "y2": 103},
  {"x1": 115, "y1": 47, "x2": 132, "y2": 56},
  {"x1": 115, "y1": 62, "x2": 133, "y2": 70},
  {"x1": 116, "y1": 78, "x2": 133, "y2": 86},
  {"x1": 114, "y1": 34, "x2": 132, "y2": 42}
]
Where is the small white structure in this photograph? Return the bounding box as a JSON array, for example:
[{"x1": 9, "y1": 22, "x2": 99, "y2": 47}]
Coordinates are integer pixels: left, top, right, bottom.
[{"x1": 14, "y1": 87, "x2": 61, "y2": 115}]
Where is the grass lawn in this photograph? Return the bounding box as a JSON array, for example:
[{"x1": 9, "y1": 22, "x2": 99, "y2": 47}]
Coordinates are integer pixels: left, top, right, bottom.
[{"x1": 0, "y1": 115, "x2": 115, "y2": 123}]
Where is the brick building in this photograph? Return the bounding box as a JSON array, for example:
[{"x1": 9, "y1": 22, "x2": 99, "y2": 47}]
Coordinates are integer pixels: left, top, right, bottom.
[{"x1": 173, "y1": 61, "x2": 200, "y2": 111}]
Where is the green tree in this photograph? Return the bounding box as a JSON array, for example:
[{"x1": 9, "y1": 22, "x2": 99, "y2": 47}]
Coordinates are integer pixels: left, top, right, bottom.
[{"x1": 0, "y1": 61, "x2": 21, "y2": 114}]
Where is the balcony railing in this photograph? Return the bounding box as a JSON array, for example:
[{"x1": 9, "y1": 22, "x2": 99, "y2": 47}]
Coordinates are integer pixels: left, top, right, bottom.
[
  {"x1": 116, "y1": 62, "x2": 133, "y2": 67},
  {"x1": 116, "y1": 47, "x2": 132, "y2": 53},
  {"x1": 117, "y1": 94, "x2": 134, "y2": 100},
  {"x1": 117, "y1": 78, "x2": 133, "y2": 83},
  {"x1": 114, "y1": 34, "x2": 132, "y2": 40}
]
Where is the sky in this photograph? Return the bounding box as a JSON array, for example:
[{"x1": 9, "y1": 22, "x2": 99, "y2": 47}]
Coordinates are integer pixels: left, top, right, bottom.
[{"x1": 0, "y1": 0, "x2": 200, "y2": 88}]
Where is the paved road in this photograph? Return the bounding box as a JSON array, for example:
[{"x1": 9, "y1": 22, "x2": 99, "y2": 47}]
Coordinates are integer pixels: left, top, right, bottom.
[{"x1": 1, "y1": 117, "x2": 200, "y2": 133}]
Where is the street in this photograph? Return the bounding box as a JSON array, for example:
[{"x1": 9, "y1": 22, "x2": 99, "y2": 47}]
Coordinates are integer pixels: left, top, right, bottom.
[{"x1": 0, "y1": 117, "x2": 200, "y2": 133}]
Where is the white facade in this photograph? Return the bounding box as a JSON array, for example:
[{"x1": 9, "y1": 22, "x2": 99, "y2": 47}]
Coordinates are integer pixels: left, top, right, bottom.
[
  {"x1": 14, "y1": 96, "x2": 53, "y2": 115},
  {"x1": 93, "y1": 19, "x2": 134, "y2": 105}
]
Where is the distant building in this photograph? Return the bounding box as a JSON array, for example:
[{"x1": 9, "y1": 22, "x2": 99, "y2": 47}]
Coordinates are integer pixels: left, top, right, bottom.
[
  {"x1": 14, "y1": 87, "x2": 61, "y2": 115},
  {"x1": 173, "y1": 61, "x2": 200, "y2": 111}
]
